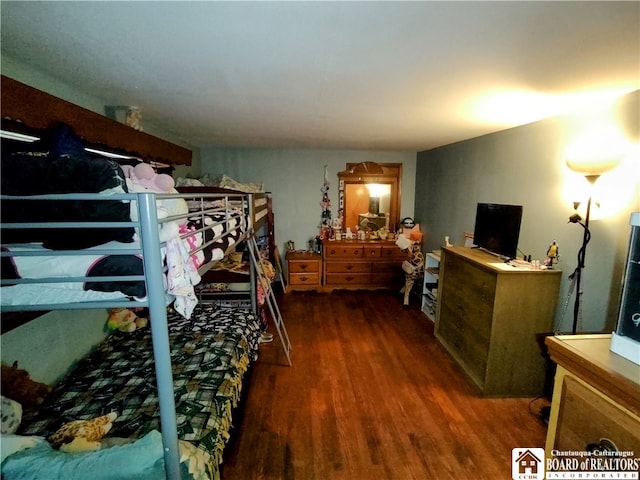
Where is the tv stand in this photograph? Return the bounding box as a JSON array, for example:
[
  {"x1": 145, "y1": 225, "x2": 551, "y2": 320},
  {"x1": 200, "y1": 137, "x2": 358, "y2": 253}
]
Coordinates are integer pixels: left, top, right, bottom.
[{"x1": 435, "y1": 246, "x2": 561, "y2": 396}]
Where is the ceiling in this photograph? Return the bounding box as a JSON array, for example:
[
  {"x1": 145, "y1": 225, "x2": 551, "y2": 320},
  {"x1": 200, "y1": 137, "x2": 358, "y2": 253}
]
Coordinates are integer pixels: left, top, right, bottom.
[{"x1": 1, "y1": 1, "x2": 639, "y2": 152}]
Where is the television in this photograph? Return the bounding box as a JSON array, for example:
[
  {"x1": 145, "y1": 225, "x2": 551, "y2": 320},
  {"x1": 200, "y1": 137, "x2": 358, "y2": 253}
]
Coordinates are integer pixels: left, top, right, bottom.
[{"x1": 472, "y1": 203, "x2": 523, "y2": 260}]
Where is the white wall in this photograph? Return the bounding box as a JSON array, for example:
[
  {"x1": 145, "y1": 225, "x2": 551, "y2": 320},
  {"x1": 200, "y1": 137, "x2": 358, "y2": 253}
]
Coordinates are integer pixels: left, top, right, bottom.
[{"x1": 197, "y1": 147, "x2": 416, "y2": 254}]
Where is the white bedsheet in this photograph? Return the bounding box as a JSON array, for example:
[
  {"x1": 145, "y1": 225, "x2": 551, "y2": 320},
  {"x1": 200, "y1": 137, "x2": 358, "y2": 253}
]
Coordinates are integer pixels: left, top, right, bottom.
[
  {"x1": 7, "y1": 241, "x2": 143, "y2": 280},
  {"x1": 0, "y1": 284, "x2": 130, "y2": 306}
]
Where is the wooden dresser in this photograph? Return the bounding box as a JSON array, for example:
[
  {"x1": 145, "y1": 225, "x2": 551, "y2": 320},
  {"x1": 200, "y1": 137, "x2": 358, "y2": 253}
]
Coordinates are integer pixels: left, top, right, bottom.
[
  {"x1": 435, "y1": 246, "x2": 561, "y2": 396},
  {"x1": 285, "y1": 251, "x2": 322, "y2": 291},
  {"x1": 545, "y1": 335, "x2": 640, "y2": 458},
  {"x1": 322, "y1": 239, "x2": 406, "y2": 291}
]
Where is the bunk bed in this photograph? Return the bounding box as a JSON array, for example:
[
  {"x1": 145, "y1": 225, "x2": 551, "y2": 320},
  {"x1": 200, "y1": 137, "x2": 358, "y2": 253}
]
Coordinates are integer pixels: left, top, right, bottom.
[
  {"x1": 0, "y1": 185, "x2": 264, "y2": 479},
  {"x1": 0, "y1": 79, "x2": 286, "y2": 479},
  {"x1": 177, "y1": 186, "x2": 272, "y2": 308}
]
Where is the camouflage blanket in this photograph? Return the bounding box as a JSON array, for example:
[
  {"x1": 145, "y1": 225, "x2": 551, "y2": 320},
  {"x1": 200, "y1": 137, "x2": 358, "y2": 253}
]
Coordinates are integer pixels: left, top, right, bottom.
[{"x1": 20, "y1": 305, "x2": 262, "y2": 478}]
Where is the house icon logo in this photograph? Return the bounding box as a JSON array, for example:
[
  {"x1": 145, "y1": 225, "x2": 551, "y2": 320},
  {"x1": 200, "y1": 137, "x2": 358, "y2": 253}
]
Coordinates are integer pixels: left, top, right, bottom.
[{"x1": 512, "y1": 447, "x2": 545, "y2": 480}]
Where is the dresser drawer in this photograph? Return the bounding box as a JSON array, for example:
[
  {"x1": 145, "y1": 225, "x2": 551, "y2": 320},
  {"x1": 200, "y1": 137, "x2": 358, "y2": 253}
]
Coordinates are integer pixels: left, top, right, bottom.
[
  {"x1": 553, "y1": 374, "x2": 640, "y2": 453},
  {"x1": 372, "y1": 261, "x2": 400, "y2": 273},
  {"x1": 362, "y1": 246, "x2": 381, "y2": 258},
  {"x1": 286, "y1": 251, "x2": 322, "y2": 291},
  {"x1": 438, "y1": 306, "x2": 490, "y2": 382},
  {"x1": 381, "y1": 245, "x2": 407, "y2": 260},
  {"x1": 325, "y1": 245, "x2": 364, "y2": 258},
  {"x1": 326, "y1": 262, "x2": 371, "y2": 274},
  {"x1": 326, "y1": 273, "x2": 370, "y2": 285},
  {"x1": 440, "y1": 286, "x2": 493, "y2": 339},
  {"x1": 444, "y1": 254, "x2": 497, "y2": 304},
  {"x1": 289, "y1": 272, "x2": 321, "y2": 286},
  {"x1": 289, "y1": 261, "x2": 320, "y2": 274}
]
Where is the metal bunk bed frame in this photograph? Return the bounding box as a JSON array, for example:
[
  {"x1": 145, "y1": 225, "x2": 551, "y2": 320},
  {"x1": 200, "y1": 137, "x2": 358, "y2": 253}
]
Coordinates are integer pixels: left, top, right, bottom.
[{"x1": 0, "y1": 190, "x2": 251, "y2": 479}]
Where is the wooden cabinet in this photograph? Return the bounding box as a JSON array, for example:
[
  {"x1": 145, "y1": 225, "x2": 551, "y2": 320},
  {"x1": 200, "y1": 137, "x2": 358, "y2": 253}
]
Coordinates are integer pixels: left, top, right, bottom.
[
  {"x1": 545, "y1": 335, "x2": 640, "y2": 457},
  {"x1": 435, "y1": 246, "x2": 561, "y2": 396},
  {"x1": 286, "y1": 251, "x2": 322, "y2": 291},
  {"x1": 322, "y1": 239, "x2": 406, "y2": 291}
]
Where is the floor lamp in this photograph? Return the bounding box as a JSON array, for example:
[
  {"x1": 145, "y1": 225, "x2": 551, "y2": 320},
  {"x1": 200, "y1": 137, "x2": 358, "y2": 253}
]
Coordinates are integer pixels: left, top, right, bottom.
[{"x1": 566, "y1": 159, "x2": 621, "y2": 334}]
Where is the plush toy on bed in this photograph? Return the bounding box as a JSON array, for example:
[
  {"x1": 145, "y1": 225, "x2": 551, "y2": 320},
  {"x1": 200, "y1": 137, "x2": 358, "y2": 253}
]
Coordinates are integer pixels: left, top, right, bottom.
[
  {"x1": 122, "y1": 163, "x2": 189, "y2": 242},
  {"x1": 48, "y1": 412, "x2": 118, "y2": 452},
  {"x1": 122, "y1": 163, "x2": 174, "y2": 193},
  {"x1": 106, "y1": 308, "x2": 148, "y2": 333},
  {"x1": 1, "y1": 362, "x2": 51, "y2": 410}
]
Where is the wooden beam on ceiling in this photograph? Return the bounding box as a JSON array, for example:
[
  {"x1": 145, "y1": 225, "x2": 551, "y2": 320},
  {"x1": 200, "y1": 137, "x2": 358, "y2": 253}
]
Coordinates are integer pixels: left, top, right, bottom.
[{"x1": 1, "y1": 75, "x2": 192, "y2": 166}]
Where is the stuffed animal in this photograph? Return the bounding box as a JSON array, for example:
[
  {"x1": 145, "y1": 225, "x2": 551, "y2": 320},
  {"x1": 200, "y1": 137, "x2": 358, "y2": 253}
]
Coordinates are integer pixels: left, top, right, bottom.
[
  {"x1": 121, "y1": 163, "x2": 174, "y2": 193},
  {"x1": 122, "y1": 163, "x2": 189, "y2": 242},
  {"x1": 48, "y1": 412, "x2": 117, "y2": 452},
  {"x1": 106, "y1": 308, "x2": 148, "y2": 333},
  {"x1": 0, "y1": 362, "x2": 51, "y2": 408},
  {"x1": 1, "y1": 395, "x2": 23, "y2": 434}
]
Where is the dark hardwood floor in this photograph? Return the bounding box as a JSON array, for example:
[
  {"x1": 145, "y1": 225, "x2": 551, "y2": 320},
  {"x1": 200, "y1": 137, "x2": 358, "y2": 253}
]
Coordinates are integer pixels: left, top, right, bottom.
[{"x1": 222, "y1": 290, "x2": 549, "y2": 480}]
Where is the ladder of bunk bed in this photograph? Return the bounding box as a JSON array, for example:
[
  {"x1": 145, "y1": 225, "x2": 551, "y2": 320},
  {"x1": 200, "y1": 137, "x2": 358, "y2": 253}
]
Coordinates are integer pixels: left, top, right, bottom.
[{"x1": 247, "y1": 236, "x2": 292, "y2": 366}]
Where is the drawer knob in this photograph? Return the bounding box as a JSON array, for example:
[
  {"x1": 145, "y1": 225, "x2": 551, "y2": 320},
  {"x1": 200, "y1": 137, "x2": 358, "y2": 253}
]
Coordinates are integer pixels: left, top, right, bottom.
[
  {"x1": 300, "y1": 265, "x2": 308, "y2": 270},
  {"x1": 345, "y1": 265, "x2": 353, "y2": 271}
]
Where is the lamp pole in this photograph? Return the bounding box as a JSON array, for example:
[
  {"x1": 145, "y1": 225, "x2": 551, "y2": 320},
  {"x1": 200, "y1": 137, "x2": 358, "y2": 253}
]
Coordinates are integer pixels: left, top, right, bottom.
[{"x1": 571, "y1": 174, "x2": 598, "y2": 335}]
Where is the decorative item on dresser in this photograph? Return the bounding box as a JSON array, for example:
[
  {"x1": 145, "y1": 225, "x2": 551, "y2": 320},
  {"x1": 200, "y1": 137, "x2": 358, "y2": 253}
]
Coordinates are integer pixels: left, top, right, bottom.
[
  {"x1": 544, "y1": 334, "x2": 640, "y2": 458},
  {"x1": 322, "y1": 239, "x2": 407, "y2": 292},
  {"x1": 286, "y1": 251, "x2": 322, "y2": 292},
  {"x1": 435, "y1": 246, "x2": 562, "y2": 397}
]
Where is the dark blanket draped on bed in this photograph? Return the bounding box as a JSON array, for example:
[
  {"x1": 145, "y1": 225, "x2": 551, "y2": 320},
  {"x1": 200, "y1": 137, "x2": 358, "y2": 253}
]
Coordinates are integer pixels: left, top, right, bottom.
[{"x1": 1, "y1": 125, "x2": 135, "y2": 250}]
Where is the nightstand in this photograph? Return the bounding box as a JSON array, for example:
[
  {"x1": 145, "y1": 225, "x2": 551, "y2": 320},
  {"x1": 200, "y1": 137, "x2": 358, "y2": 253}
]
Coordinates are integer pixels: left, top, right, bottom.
[
  {"x1": 286, "y1": 251, "x2": 322, "y2": 291},
  {"x1": 545, "y1": 334, "x2": 640, "y2": 457}
]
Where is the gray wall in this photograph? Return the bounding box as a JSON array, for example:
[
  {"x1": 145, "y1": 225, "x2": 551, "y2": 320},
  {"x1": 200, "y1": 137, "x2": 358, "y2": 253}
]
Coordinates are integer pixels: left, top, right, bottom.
[
  {"x1": 2, "y1": 52, "x2": 636, "y2": 373},
  {"x1": 1, "y1": 310, "x2": 109, "y2": 385},
  {"x1": 414, "y1": 91, "x2": 639, "y2": 333},
  {"x1": 197, "y1": 147, "x2": 416, "y2": 255}
]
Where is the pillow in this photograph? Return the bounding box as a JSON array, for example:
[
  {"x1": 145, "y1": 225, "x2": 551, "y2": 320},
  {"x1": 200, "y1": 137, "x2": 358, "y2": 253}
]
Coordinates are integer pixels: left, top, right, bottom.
[
  {"x1": 0, "y1": 430, "x2": 189, "y2": 480},
  {"x1": 0, "y1": 434, "x2": 44, "y2": 464}
]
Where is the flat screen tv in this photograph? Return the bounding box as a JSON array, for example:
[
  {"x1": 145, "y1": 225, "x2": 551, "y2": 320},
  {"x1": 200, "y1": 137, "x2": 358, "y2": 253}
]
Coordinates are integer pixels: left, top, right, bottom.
[{"x1": 472, "y1": 203, "x2": 523, "y2": 260}]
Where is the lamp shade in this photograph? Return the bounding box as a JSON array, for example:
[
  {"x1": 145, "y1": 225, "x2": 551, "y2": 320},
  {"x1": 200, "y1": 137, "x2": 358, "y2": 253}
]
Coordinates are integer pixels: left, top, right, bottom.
[
  {"x1": 565, "y1": 124, "x2": 625, "y2": 176},
  {"x1": 566, "y1": 155, "x2": 622, "y2": 176}
]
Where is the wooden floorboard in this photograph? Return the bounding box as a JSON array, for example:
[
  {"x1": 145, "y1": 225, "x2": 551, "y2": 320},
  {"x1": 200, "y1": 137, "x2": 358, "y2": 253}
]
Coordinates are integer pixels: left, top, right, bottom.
[{"x1": 222, "y1": 290, "x2": 549, "y2": 480}]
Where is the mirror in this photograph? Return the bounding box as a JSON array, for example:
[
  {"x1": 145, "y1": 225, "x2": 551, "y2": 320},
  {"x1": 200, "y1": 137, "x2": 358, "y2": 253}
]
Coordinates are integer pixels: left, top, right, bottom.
[{"x1": 338, "y1": 162, "x2": 402, "y2": 234}]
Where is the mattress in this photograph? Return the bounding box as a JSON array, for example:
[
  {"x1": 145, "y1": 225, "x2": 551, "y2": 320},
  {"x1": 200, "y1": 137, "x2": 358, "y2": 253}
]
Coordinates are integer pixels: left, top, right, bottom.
[{"x1": 18, "y1": 304, "x2": 262, "y2": 478}]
